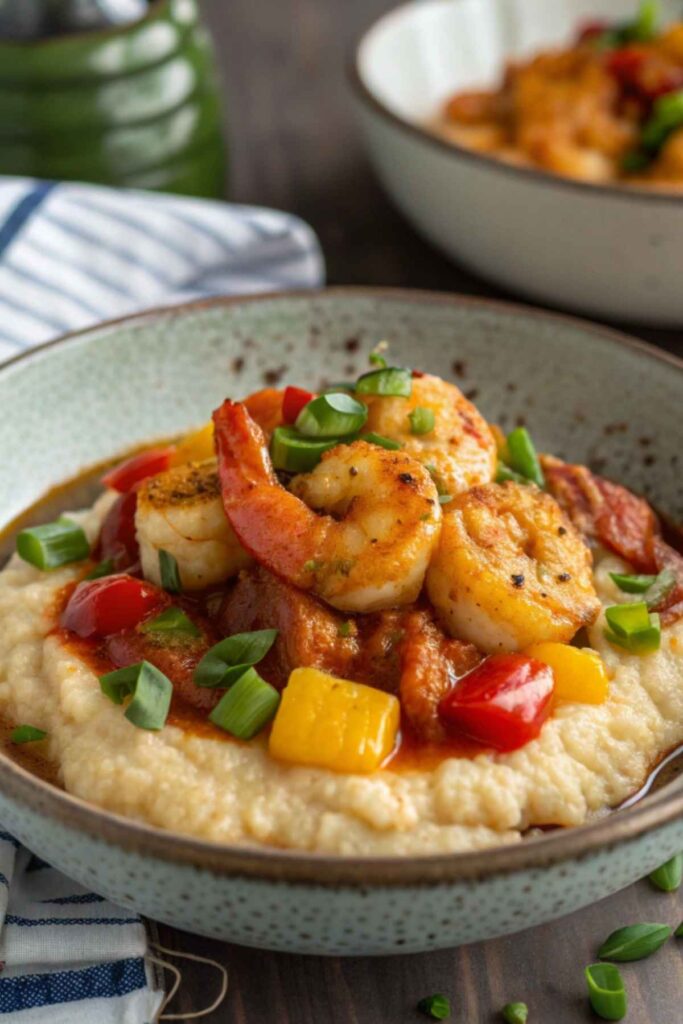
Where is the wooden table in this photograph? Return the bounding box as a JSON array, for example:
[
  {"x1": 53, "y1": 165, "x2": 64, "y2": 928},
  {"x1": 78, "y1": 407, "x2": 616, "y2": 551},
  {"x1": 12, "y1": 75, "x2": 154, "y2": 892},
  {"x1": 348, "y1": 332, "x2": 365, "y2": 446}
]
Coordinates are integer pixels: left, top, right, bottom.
[{"x1": 153, "y1": 1, "x2": 683, "y2": 1019}]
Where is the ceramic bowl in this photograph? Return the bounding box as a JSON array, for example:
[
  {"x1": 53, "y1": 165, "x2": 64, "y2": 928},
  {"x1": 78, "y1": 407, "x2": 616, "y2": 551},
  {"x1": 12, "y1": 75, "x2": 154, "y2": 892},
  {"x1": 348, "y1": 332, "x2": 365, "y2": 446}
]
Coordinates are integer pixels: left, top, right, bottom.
[
  {"x1": 1, "y1": 289, "x2": 682, "y2": 955},
  {"x1": 350, "y1": 0, "x2": 683, "y2": 326}
]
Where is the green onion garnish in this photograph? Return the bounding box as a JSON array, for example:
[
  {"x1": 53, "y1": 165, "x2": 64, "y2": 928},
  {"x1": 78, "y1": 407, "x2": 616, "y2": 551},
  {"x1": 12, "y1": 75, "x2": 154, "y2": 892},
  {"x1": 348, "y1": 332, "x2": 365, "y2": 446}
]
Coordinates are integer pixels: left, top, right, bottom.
[
  {"x1": 496, "y1": 463, "x2": 527, "y2": 486},
  {"x1": 438, "y1": 494, "x2": 453, "y2": 505},
  {"x1": 409, "y1": 407, "x2": 435, "y2": 435},
  {"x1": 622, "y1": 150, "x2": 652, "y2": 173},
  {"x1": 10, "y1": 725, "x2": 47, "y2": 744},
  {"x1": 209, "y1": 667, "x2": 280, "y2": 739},
  {"x1": 506, "y1": 427, "x2": 545, "y2": 488},
  {"x1": 355, "y1": 366, "x2": 412, "y2": 398},
  {"x1": 501, "y1": 1004, "x2": 528, "y2": 1024},
  {"x1": 598, "y1": 922, "x2": 672, "y2": 962},
  {"x1": 194, "y1": 629, "x2": 279, "y2": 689},
  {"x1": 585, "y1": 963, "x2": 627, "y2": 1021},
  {"x1": 358, "y1": 432, "x2": 402, "y2": 451},
  {"x1": 675, "y1": 921, "x2": 683, "y2": 937},
  {"x1": 295, "y1": 392, "x2": 368, "y2": 439},
  {"x1": 649, "y1": 853, "x2": 683, "y2": 892},
  {"x1": 641, "y1": 89, "x2": 683, "y2": 154},
  {"x1": 271, "y1": 426, "x2": 340, "y2": 473},
  {"x1": 140, "y1": 607, "x2": 201, "y2": 638},
  {"x1": 369, "y1": 352, "x2": 387, "y2": 369},
  {"x1": 323, "y1": 381, "x2": 355, "y2": 393},
  {"x1": 416, "y1": 994, "x2": 450, "y2": 1020},
  {"x1": 643, "y1": 568, "x2": 676, "y2": 610},
  {"x1": 85, "y1": 559, "x2": 115, "y2": 581},
  {"x1": 338, "y1": 620, "x2": 352, "y2": 637},
  {"x1": 609, "y1": 572, "x2": 657, "y2": 594},
  {"x1": 17, "y1": 517, "x2": 90, "y2": 571},
  {"x1": 604, "y1": 602, "x2": 661, "y2": 654},
  {"x1": 99, "y1": 661, "x2": 172, "y2": 731},
  {"x1": 159, "y1": 550, "x2": 181, "y2": 593}
]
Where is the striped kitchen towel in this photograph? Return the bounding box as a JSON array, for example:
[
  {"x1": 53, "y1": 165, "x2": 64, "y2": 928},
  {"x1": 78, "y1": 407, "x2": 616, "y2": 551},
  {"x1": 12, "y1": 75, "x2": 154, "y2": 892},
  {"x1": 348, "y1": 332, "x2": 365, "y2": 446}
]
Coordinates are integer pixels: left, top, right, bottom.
[
  {"x1": 0, "y1": 177, "x2": 324, "y2": 359},
  {"x1": 0, "y1": 176, "x2": 325, "y2": 1020}
]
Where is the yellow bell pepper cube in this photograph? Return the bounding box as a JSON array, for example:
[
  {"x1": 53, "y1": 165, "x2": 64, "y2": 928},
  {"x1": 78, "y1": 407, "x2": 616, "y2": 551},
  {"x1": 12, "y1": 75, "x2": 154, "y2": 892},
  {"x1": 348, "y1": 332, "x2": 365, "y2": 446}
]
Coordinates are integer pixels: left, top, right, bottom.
[
  {"x1": 269, "y1": 667, "x2": 400, "y2": 773},
  {"x1": 526, "y1": 642, "x2": 609, "y2": 705},
  {"x1": 171, "y1": 423, "x2": 215, "y2": 466}
]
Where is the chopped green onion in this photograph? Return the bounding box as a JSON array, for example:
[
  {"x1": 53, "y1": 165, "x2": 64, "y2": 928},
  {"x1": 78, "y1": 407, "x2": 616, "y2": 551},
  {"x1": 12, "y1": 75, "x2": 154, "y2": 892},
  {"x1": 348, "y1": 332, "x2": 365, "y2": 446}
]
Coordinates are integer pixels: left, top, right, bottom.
[
  {"x1": 496, "y1": 462, "x2": 528, "y2": 486},
  {"x1": 644, "y1": 568, "x2": 677, "y2": 610},
  {"x1": 641, "y1": 89, "x2": 683, "y2": 154},
  {"x1": 295, "y1": 392, "x2": 368, "y2": 439},
  {"x1": 438, "y1": 494, "x2": 453, "y2": 505},
  {"x1": 159, "y1": 550, "x2": 181, "y2": 593},
  {"x1": 416, "y1": 994, "x2": 451, "y2": 1020},
  {"x1": 598, "y1": 922, "x2": 672, "y2": 961},
  {"x1": 604, "y1": 602, "x2": 661, "y2": 654},
  {"x1": 194, "y1": 629, "x2": 278, "y2": 689},
  {"x1": 357, "y1": 432, "x2": 402, "y2": 451},
  {"x1": 140, "y1": 606, "x2": 201, "y2": 638},
  {"x1": 605, "y1": 601, "x2": 651, "y2": 637},
  {"x1": 622, "y1": 150, "x2": 652, "y2": 173},
  {"x1": 629, "y1": 0, "x2": 660, "y2": 41},
  {"x1": 609, "y1": 572, "x2": 657, "y2": 593},
  {"x1": 501, "y1": 1003, "x2": 528, "y2": 1024},
  {"x1": 17, "y1": 517, "x2": 90, "y2": 571},
  {"x1": 675, "y1": 921, "x2": 683, "y2": 937},
  {"x1": 409, "y1": 407, "x2": 435, "y2": 435},
  {"x1": 369, "y1": 353, "x2": 387, "y2": 368},
  {"x1": 271, "y1": 426, "x2": 339, "y2": 473},
  {"x1": 338, "y1": 620, "x2": 352, "y2": 637},
  {"x1": 649, "y1": 853, "x2": 683, "y2": 892},
  {"x1": 585, "y1": 963, "x2": 627, "y2": 1021},
  {"x1": 11, "y1": 725, "x2": 47, "y2": 744},
  {"x1": 85, "y1": 559, "x2": 115, "y2": 581},
  {"x1": 323, "y1": 381, "x2": 355, "y2": 393},
  {"x1": 99, "y1": 661, "x2": 172, "y2": 731},
  {"x1": 506, "y1": 428, "x2": 545, "y2": 488},
  {"x1": 209, "y1": 667, "x2": 280, "y2": 739},
  {"x1": 355, "y1": 366, "x2": 412, "y2": 398}
]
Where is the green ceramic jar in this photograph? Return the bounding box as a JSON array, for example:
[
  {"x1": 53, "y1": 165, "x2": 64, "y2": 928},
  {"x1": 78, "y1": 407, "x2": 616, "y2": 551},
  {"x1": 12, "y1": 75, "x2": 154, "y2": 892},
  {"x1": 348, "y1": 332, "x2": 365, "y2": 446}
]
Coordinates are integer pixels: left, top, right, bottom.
[{"x1": 0, "y1": 0, "x2": 226, "y2": 198}]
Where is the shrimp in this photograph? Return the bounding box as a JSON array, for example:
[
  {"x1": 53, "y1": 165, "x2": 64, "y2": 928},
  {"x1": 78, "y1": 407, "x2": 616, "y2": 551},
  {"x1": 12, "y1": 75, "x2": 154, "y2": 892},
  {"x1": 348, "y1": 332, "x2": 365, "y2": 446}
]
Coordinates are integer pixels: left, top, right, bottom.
[
  {"x1": 427, "y1": 481, "x2": 600, "y2": 653},
  {"x1": 136, "y1": 459, "x2": 251, "y2": 591},
  {"x1": 358, "y1": 373, "x2": 497, "y2": 500},
  {"x1": 213, "y1": 400, "x2": 442, "y2": 613}
]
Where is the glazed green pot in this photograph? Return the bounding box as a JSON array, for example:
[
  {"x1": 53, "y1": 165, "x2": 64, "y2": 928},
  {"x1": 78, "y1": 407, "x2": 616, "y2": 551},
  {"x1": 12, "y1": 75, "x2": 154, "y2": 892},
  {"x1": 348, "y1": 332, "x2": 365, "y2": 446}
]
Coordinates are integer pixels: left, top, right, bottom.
[{"x1": 0, "y1": 0, "x2": 226, "y2": 198}]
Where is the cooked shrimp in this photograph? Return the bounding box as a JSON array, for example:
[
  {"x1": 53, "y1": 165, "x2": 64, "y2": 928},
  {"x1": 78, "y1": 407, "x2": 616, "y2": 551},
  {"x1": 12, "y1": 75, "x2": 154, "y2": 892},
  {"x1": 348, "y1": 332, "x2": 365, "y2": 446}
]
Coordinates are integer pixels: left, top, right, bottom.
[
  {"x1": 427, "y1": 481, "x2": 600, "y2": 653},
  {"x1": 213, "y1": 400, "x2": 442, "y2": 613},
  {"x1": 358, "y1": 373, "x2": 497, "y2": 500},
  {"x1": 136, "y1": 459, "x2": 251, "y2": 590}
]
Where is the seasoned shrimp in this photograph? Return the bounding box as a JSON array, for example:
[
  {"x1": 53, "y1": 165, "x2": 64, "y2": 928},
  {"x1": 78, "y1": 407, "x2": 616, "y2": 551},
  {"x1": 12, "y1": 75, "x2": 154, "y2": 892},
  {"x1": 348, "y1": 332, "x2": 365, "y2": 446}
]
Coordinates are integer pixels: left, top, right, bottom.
[
  {"x1": 213, "y1": 400, "x2": 442, "y2": 613},
  {"x1": 136, "y1": 459, "x2": 251, "y2": 591},
  {"x1": 358, "y1": 373, "x2": 497, "y2": 500},
  {"x1": 427, "y1": 481, "x2": 600, "y2": 653}
]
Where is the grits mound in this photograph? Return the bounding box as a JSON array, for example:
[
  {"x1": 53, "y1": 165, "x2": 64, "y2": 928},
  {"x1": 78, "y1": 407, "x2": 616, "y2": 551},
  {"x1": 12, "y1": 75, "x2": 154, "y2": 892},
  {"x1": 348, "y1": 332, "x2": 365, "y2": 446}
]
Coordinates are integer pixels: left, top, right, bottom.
[{"x1": 0, "y1": 498, "x2": 682, "y2": 856}]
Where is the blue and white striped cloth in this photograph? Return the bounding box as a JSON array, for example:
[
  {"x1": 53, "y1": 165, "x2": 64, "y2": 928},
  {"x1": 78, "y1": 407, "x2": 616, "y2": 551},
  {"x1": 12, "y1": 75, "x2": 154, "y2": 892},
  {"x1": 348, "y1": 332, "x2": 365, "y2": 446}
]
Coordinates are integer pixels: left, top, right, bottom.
[
  {"x1": 0, "y1": 176, "x2": 325, "y2": 1019},
  {"x1": 0, "y1": 177, "x2": 324, "y2": 358}
]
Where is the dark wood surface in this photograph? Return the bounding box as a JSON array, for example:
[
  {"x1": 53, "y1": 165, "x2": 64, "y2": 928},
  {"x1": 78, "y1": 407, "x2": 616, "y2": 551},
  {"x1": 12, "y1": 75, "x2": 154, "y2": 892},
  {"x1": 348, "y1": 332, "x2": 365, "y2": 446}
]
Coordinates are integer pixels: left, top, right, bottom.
[{"x1": 153, "y1": 1, "x2": 683, "y2": 1019}]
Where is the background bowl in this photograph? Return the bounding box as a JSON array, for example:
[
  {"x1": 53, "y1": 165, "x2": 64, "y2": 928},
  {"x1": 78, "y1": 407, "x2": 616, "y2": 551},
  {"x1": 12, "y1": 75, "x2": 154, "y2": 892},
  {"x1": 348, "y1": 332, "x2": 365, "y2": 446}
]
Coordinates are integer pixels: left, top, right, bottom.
[
  {"x1": 351, "y1": 0, "x2": 683, "y2": 326},
  {"x1": 1, "y1": 289, "x2": 683, "y2": 955}
]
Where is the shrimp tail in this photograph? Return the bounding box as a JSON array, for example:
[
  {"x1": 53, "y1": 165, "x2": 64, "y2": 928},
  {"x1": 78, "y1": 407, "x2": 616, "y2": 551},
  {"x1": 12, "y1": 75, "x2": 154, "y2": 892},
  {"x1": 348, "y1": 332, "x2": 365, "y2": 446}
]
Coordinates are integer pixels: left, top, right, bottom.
[{"x1": 212, "y1": 399, "x2": 323, "y2": 586}]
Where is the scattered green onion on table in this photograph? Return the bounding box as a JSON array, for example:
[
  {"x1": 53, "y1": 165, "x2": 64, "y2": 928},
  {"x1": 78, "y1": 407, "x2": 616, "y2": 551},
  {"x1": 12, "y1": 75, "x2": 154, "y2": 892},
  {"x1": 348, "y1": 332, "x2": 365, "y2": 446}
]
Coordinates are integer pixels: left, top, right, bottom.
[
  {"x1": 585, "y1": 963, "x2": 627, "y2": 1021},
  {"x1": 598, "y1": 922, "x2": 672, "y2": 961}
]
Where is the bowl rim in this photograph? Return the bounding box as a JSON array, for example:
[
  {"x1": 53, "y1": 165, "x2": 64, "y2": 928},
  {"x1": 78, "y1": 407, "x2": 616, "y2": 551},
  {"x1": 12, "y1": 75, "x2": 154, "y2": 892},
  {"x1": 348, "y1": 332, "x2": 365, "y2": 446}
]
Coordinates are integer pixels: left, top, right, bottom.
[
  {"x1": 2, "y1": 284, "x2": 683, "y2": 887},
  {"x1": 348, "y1": 0, "x2": 683, "y2": 207}
]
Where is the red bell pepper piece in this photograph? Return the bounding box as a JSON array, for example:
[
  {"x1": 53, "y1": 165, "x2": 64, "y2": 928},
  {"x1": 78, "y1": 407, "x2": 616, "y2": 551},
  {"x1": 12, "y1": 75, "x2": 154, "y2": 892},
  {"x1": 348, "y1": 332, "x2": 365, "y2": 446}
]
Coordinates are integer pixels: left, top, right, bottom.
[
  {"x1": 282, "y1": 386, "x2": 316, "y2": 424},
  {"x1": 578, "y1": 19, "x2": 609, "y2": 42},
  {"x1": 102, "y1": 447, "x2": 174, "y2": 493},
  {"x1": 439, "y1": 654, "x2": 554, "y2": 752},
  {"x1": 61, "y1": 575, "x2": 167, "y2": 639},
  {"x1": 96, "y1": 490, "x2": 140, "y2": 571}
]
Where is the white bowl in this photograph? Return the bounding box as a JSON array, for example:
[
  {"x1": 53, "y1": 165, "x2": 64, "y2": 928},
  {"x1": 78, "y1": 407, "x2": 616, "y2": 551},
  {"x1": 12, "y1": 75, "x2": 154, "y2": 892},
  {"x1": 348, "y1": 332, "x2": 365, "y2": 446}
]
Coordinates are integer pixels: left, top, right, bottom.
[{"x1": 351, "y1": 0, "x2": 683, "y2": 326}]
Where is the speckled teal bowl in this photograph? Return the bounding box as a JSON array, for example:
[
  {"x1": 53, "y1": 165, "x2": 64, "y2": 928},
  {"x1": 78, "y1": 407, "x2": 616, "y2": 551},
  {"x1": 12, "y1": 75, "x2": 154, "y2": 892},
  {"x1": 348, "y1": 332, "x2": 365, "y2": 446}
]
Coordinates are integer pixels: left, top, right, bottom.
[{"x1": 0, "y1": 289, "x2": 682, "y2": 955}]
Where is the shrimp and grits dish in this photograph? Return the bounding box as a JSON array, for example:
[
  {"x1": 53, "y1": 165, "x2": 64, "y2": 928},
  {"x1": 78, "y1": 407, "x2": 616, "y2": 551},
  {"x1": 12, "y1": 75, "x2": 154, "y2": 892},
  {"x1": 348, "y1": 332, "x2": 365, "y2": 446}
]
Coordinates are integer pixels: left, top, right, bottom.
[
  {"x1": 1, "y1": 355, "x2": 682, "y2": 856},
  {"x1": 440, "y1": 0, "x2": 683, "y2": 186}
]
